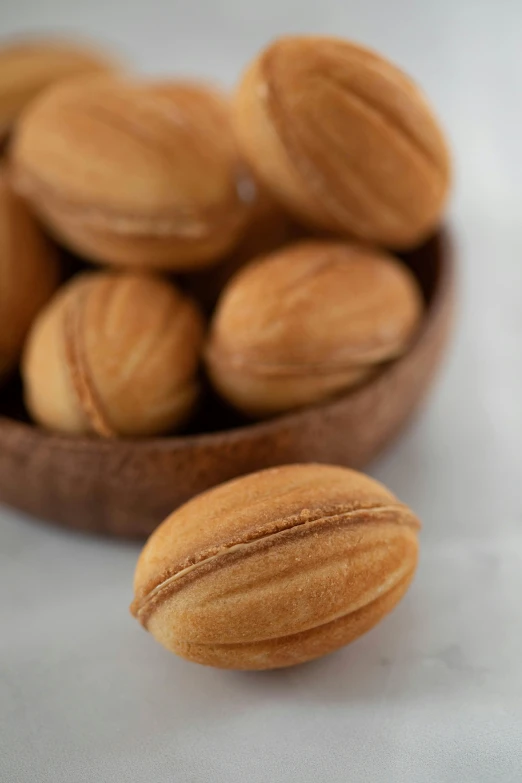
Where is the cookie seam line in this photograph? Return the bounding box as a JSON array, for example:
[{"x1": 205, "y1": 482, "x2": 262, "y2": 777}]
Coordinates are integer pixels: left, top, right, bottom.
[
  {"x1": 133, "y1": 503, "x2": 418, "y2": 620},
  {"x1": 13, "y1": 167, "x2": 251, "y2": 237}
]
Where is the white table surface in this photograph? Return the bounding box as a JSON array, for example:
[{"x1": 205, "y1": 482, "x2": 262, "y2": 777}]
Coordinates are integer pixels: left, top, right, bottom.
[{"x1": 2, "y1": 1, "x2": 522, "y2": 781}]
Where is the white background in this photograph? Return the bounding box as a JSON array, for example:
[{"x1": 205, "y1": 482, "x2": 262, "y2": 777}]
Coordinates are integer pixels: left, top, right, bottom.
[{"x1": 1, "y1": 0, "x2": 522, "y2": 780}]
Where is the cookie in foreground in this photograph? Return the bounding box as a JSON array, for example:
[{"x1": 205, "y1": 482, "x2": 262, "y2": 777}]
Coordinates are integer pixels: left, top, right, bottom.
[{"x1": 131, "y1": 463, "x2": 420, "y2": 669}]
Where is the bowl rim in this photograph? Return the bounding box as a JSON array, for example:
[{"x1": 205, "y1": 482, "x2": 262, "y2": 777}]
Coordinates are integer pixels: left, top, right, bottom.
[{"x1": 0, "y1": 227, "x2": 454, "y2": 454}]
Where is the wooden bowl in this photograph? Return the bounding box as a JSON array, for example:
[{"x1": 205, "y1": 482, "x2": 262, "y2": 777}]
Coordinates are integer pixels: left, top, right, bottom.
[{"x1": 0, "y1": 229, "x2": 454, "y2": 537}]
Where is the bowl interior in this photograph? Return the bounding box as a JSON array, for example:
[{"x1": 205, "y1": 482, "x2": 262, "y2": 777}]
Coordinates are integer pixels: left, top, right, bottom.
[{"x1": 0, "y1": 234, "x2": 444, "y2": 436}]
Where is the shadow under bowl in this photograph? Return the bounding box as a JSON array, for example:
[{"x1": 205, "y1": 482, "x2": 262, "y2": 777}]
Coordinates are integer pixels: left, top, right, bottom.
[{"x1": 0, "y1": 229, "x2": 455, "y2": 537}]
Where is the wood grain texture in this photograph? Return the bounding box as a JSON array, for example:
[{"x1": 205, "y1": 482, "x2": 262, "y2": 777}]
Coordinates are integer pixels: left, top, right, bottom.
[{"x1": 0, "y1": 229, "x2": 454, "y2": 537}]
